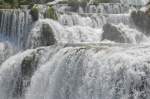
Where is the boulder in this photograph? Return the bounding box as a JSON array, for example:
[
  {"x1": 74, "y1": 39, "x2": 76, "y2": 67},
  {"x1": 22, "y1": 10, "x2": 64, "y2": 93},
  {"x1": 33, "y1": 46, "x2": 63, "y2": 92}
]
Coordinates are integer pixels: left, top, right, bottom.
[
  {"x1": 27, "y1": 22, "x2": 57, "y2": 49},
  {"x1": 30, "y1": 5, "x2": 39, "y2": 21},
  {"x1": 44, "y1": 6, "x2": 58, "y2": 20},
  {"x1": 102, "y1": 23, "x2": 126, "y2": 43},
  {"x1": 41, "y1": 23, "x2": 56, "y2": 46},
  {"x1": 13, "y1": 52, "x2": 38, "y2": 97},
  {"x1": 131, "y1": 10, "x2": 150, "y2": 35}
]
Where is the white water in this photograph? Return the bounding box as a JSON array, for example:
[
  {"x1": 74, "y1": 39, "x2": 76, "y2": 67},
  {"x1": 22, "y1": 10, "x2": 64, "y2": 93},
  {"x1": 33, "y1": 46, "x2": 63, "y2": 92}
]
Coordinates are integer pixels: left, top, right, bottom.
[
  {"x1": 0, "y1": 0, "x2": 150, "y2": 99},
  {"x1": 0, "y1": 42, "x2": 16, "y2": 64},
  {"x1": 0, "y1": 9, "x2": 32, "y2": 49},
  {"x1": 58, "y1": 12, "x2": 133, "y2": 28},
  {"x1": 120, "y1": 0, "x2": 149, "y2": 6},
  {"x1": 25, "y1": 44, "x2": 150, "y2": 99}
]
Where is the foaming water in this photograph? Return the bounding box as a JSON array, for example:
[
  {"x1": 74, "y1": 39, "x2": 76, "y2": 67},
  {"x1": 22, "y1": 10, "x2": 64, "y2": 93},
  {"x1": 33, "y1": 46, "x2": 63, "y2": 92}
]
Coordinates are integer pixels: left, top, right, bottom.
[
  {"x1": 0, "y1": 0, "x2": 150, "y2": 99},
  {"x1": 0, "y1": 41, "x2": 16, "y2": 64},
  {"x1": 27, "y1": 19, "x2": 103, "y2": 48},
  {"x1": 58, "y1": 12, "x2": 133, "y2": 28},
  {"x1": 24, "y1": 44, "x2": 150, "y2": 99},
  {"x1": 27, "y1": 18, "x2": 146, "y2": 48},
  {"x1": 120, "y1": 0, "x2": 149, "y2": 6}
]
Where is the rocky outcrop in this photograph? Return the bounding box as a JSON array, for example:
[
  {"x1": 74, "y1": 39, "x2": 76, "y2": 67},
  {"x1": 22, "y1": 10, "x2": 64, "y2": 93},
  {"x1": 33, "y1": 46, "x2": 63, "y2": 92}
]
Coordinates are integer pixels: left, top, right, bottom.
[
  {"x1": 102, "y1": 23, "x2": 126, "y2": 43},
  {"x1": 27, "y1": 22, "x2": 56, "y2": 49},
  {"x1": 30, "y1": 5, "x2": 39, "y2": 21},
  {"x1": 102, "y1": 23, "x2": 145, "y2": 43},
  {"x1": 32, "y1": 0, "x2": 54, "y2": 4},
  {"x1": 44, "y1": 6, "x2": 58, "y2": 20},
  {"x1": 14, "y1": 52, "x2": 38, "y2": 97},
  {"x1": 131, "y1": 10, "x2": 150, "y2": 35},
  {"x1": 41, "y1": 23, "x2": 56, "y2": 46}
]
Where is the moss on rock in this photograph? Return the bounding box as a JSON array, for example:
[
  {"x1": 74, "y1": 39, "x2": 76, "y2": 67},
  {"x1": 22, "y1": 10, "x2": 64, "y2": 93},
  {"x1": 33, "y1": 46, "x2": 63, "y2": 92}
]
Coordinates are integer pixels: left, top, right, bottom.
[
  {"x1": 30, "y1": 4, "x2": 39, "y2": 21},
  {"x1": 14, "y1": 52, "x2": 38, "y2": 97},
  {"x1": 44, "y1": 6, "x2": 58, "y2": 20}
]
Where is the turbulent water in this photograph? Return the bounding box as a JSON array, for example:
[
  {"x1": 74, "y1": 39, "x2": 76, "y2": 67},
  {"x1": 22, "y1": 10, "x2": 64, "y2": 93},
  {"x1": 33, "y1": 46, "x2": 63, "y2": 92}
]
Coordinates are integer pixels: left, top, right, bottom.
[{"x1": 0, "y1": 0, "x2": 150, "y2": 99}]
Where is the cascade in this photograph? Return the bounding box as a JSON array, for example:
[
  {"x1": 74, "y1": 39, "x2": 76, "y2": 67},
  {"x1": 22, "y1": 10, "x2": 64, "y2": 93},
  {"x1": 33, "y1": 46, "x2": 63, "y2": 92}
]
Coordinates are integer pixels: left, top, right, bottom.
[
  {"x1": 27, "y1": 19, "x2": 102, "y2": 48},
  {"x1": 55, "y1": 3, "x2": 135, "y2": 14},
  {"x1": 24, "y1": 44, "x2": 150, "y2": 99},
  {"x1": 0, "y1": 42, "x2": 17, "y2": 65},
  {"x1": 58, "y1": 13, "x2": 132, "y2": 28},
  {"x1": 0, "y1": 0, "x2": 150, "y2": 99},
  {"x1": 0, "y1": 9, "x2": 32, "y2": 49},
  {"x1": 120, "y1": 0, "x2": 149, "y2": 6}
]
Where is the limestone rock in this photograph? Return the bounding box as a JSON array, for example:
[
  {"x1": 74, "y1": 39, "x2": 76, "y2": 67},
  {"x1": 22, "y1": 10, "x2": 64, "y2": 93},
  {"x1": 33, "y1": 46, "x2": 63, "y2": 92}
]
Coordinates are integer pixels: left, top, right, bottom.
[
  {"x1": 131, "y1": 10, "x2": 150, "y2": 35},
  {"x1": 41, "y1": 23, "x2": 56, "y2": 46},
  {"x1": 102, "y1": 23, "x2": 126, "y2": 43},
  {"x1": 30, "y1": 6, "x2": 39, "y2": 21}
]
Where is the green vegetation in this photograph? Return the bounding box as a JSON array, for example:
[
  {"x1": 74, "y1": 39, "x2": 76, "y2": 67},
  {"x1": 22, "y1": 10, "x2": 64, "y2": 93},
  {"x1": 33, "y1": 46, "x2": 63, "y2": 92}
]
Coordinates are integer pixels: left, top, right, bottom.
[
  {"x1": 0, "y1": 0, "x2": 33, "y2": 9},
  {"x1": 44, "y1": 6, "x2": 58, "y2": 20},
  {"x1": 30, "y1": 4, "x2": 39, "y2": 21}
]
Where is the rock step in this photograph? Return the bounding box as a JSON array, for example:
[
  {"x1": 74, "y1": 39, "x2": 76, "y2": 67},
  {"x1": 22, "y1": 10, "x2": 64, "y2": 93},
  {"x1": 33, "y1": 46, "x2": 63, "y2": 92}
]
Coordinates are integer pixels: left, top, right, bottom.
[{"x1": 54, "y1": 3, "x2": 144, "y2": 14}]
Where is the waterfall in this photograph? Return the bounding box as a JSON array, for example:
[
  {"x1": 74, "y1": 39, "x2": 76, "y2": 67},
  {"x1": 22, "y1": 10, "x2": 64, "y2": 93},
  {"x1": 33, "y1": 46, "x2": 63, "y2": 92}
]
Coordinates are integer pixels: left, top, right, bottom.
[
  {"x1": 120, "y1": 0, "x2": 149, "y2": 6},
  {"x1": 2, "y1": 43, "x2": 150, "y2": 99},
  {"x1": 1, "y1": 0, "x2": 150, "y2": 99},
  {"x1": 26, "y1": 19, "x2": 103, "y2": 49},
  {"x1": 58, "y1": 13, "x2": 132, "y2": 28},
  {"x1": 0, "y1": 42, "x2": 17, "y2": 65},
  {"x1": 55, "y1": 3, "x2": 136, "y2": 14},
  {"x1": 0, "y1": 45, "x2": 63, "y2": 99},
  {"x1": 24, "y1": 44, "x2": 150, "y2": 99},
  {"x1": 0, "y1": 9, "x2": 32, "y2": 49}
]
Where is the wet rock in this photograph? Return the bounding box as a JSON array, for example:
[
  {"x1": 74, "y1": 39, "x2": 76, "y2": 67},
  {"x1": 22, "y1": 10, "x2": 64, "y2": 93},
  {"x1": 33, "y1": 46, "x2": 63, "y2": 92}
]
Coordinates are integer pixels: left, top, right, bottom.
[
  {"x1": 30, "y1": 5, "x2": 39, "y2": 21},
  {"x1": 102, "y1": 23, "x2": 145, "y2": 43},
  {"x1": 102, "y1": 23, "x2": 126, "y2": 43},
  {"x1": 14, "y1": 52, "x2": 38, "y2": 97},
  {"x1": 41, "y1": 23, "x2": 56, "y2": 46},
  {"x1": 44, "y1": 6, "x2": 58, "y2": 20},
  {"x1": 27, "y1": 23, "x2": 57, "y2": 49},
  {"x1": 21, "y1": 53, "x2": 37, "y2": 79},
  {"x1": 131, "y1": 10, "x2": 150, "y2": 35},
  {"x1": 32, "y1": 0, "x2": 54, "y2": 4}
]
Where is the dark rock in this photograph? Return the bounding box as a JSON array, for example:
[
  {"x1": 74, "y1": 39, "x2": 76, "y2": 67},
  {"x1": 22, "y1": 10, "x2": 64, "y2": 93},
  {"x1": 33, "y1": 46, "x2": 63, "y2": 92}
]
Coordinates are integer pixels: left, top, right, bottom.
[
  {"x1": 31, "y1": 0, "x2": 54, "y2": 4},
  {"x1": 131, "y1": 10, "x2": 150, "y2": 35},
  {"x1": 41, "y1": 23, "x2": 56, "y2": 46},
  {"x1": 102, "y1": 23, "x2": 126, "y2": 43},
  {"x1": 21, "y1": 53, "x2": 37, "y2": 79},
  {"x1": 44, "y1": 6, "x2": 58, "y2": 20},
  {"x1": 13, "y1": 53, "x2": 38, "y2": 97},
  {"x1": 30, "y1": 7, "x2": 39, "y2": 21},
  {"x1": 27, "y1": 23, "x2": 56, "y2": 49}
]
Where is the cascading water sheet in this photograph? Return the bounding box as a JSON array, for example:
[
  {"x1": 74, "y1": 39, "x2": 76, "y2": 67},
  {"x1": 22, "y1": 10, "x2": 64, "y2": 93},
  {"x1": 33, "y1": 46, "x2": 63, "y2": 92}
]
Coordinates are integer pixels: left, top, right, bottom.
[{"x1": 0, "y1": 0, "x2": 150, "y2": 99}]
